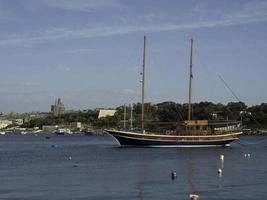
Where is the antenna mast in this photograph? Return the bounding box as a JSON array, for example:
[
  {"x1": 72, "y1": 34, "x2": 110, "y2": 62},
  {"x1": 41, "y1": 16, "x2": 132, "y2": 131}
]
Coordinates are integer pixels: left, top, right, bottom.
[
  {"x1": 141, "y1": 36, "x2": 146, "y2": 132},
  {"x1": 188, "y1": 38, "x2": 193, "y2": 121}
]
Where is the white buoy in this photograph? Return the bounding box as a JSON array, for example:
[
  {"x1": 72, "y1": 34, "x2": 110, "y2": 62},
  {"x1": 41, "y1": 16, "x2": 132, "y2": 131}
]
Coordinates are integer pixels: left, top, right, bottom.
[
  {"x1": 220, "y1": 154, "x2": 224, "y2": 161},
  {"x1": 68, "y1": 156, "x2": 72, "y2": 160},
  {"x1": 217, "y1": 168, "x2": 223, "y2": 176},
  {"x1": 190, "y1": 194, "x2": 199, "y2": 200},
  {"x1": 245, "y1": 153, "x2": 251, "y2": 158},
  {"x1": 171, "y1": 172, "x2": 177, "y2": 180}
]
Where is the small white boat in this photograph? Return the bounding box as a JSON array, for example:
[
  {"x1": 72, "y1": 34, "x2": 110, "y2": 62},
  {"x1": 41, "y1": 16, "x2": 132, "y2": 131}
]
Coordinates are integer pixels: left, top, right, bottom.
[
  {"x1": 83, "y1": 128, "x2": 94, "y2": 136},
  {"x1": 0, "y1": 131, "x2": 5, "y2": 135},
  {"x1": 33, "y1": 130, "x2": 42, "y2": 133},
  {"x1": 54, "y1": 128, "x2": 72, "y2": 135}
]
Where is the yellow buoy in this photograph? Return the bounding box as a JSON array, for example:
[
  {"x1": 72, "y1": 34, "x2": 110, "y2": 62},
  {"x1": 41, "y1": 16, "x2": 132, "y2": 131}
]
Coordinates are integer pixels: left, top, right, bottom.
[{"x1": 220, "y1": 154, "x2": 224, "y2": 161}]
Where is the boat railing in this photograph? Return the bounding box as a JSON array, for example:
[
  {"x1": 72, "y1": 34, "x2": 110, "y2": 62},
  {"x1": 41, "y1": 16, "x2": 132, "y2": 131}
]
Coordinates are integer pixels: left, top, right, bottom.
[
  {"x1": 208, "y1": 120, "x2": 241, "y2": 125},
  {"x1": 213, "y1": 128, "x2": 242, "y2": 135}
]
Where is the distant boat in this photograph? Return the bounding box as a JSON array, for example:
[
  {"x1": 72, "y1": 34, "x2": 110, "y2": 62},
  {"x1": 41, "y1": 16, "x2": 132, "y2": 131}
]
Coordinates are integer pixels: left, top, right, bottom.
[
  {"x1": 106, "y1": 37, "x2": 242, "y2": 147},
  {"x1": 9, "y1": 128, "x2": 27, "y2": 134},
  {"x1": 83, "y1": 128, "x2": 94, "y2": 136},
  {"x1": 33, "y1": 130, "x2": 42, "y2": 133},
  {"x1": 0, "y1": 131, "x2": 5, "y2": 135},
  {"x1": 54, "y1": 128, "x2": 72, "y2": 135}
]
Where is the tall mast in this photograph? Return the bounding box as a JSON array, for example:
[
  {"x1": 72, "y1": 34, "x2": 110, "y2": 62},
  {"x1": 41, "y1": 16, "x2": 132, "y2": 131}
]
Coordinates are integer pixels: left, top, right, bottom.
[
  {"x1": 130, "y1": 102, "x2": 133, "y2": 129},
  {"x1": 141, "y1": 36, "x2": 146, "y2": 132},
  {"x1": 123, "y1": 104, "x2": 126, "y2": 130},
  {"x1": 188, "y1": 38, "x2": 193, "y2": 121}
]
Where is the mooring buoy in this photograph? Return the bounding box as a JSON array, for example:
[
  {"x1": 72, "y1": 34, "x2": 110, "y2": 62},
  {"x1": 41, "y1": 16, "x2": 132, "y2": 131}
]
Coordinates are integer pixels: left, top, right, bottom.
[
  {"x1": 171, "y1": 172, "x2": 177, "y2": 180},
  {"x1": 217, "y1": 168, "x2": 223, "y2": 176},
  {"x1": 190, "y1": 194, "x2": 199, "y2": 200},
  {"x1": 245, "y1": 153, "x2": 251, "y2": 158}
]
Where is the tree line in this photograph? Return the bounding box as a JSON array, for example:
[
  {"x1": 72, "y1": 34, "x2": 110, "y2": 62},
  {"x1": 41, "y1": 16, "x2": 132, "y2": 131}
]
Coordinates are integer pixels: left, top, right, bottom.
[{"x1": 22, "y1": 101, "x2": 267, "y2": 130}]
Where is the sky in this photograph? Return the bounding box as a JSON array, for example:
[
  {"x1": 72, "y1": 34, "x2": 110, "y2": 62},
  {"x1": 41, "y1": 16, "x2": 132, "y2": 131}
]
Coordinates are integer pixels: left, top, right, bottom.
[{"x1": 0, "y1": 0, "x2": 267, "y2": 113}]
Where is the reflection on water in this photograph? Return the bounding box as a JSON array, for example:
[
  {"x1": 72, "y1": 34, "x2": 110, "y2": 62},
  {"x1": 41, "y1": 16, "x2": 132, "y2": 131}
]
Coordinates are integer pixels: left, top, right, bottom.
[
  {"x1": 137, "y1": 183, "x2": 144, "y2": 200},
  {"x1": 186, "y1": 158, "x2": 197, "y2": 194}
]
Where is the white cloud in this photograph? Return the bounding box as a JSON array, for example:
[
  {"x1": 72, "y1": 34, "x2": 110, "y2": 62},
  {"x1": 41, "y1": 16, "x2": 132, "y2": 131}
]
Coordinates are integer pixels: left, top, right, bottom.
[
  {"x1": 64, "y1": 48, "x2": 98, "y2": 54},
  {"x1": 0, "y1": 1, "x2": 267, "y2": 47},
  {"x1": 222, "y1": 1, "x2": 267, "y2": 25},
  {"x1": 40, "y1": 0, "x2": 121, "y2": 11}
]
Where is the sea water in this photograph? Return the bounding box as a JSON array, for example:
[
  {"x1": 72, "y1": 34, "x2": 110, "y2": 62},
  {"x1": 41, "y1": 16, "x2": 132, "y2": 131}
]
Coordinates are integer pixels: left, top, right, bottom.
[{"x1": 0, "y1": 134, "x2": 266, "y2": 200}]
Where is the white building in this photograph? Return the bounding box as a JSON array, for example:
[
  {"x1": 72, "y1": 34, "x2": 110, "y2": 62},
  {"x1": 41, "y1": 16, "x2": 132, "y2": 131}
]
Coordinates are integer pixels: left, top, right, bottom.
[
  {"x1": 98, "y1": 109, "x2": 116, "y2": 119},
  {"x1": 0, "y1": 120, "x2": 13, "y2": 129},
  {"x1": 42, "y1": 125, "x2": 58, "y2": 132}
]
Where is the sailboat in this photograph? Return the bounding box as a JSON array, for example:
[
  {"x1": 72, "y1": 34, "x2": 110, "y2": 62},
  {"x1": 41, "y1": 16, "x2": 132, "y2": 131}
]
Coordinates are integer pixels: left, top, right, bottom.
[{"x1": 105, "y1": 37, "x2": 242, "y2": 147}]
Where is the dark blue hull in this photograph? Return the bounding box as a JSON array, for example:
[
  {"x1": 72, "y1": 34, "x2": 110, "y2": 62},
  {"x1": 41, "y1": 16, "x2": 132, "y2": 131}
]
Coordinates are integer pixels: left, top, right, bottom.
[
  {"x1": 113, "y1": 135, "x2": 235, "y2": 147},
  {"x1": 106, "y1": 130, "x2": 240, "y2": 147}
]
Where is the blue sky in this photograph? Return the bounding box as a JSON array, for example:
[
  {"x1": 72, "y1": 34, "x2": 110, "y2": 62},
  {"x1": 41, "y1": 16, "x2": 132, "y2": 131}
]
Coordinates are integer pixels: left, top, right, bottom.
[{"x1": 0, "y1": 0, "x2": 267, "y2": 113}]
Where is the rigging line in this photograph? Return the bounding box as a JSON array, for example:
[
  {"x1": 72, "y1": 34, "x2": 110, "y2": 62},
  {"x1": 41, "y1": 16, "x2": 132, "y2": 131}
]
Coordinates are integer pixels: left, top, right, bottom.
[
  {"x1": 195, "y1": 46, "x2": 263, "y2": 129},
  {"x1": 250, "y1": 114, "x2": 265, "y2": 129},
  {"x1": 194, "y1": 47, "x2": 237, "y2": 119},
  {"x1": 194, "y1": 46, "x2": 239, "y2": 104},
  {"x1": 218, "y1": 75, "x2": 263, "y2": 128},
  {"x1": 218, "y1": 75, "x2": 242, "y2": 102},
  {"x1": 194, "y1": 46, "x2": 237, "y2": 116},
  {"x1": 195, "y1": 45, "x2": 240, "y2": 106},
  {"x1": 176, "y1": 105, "x2": 184, "y2": 121},
  {"x1": 217, "y1": 75, "x2": 243, "y2": 119}
]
